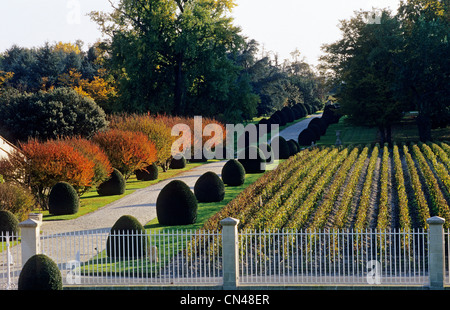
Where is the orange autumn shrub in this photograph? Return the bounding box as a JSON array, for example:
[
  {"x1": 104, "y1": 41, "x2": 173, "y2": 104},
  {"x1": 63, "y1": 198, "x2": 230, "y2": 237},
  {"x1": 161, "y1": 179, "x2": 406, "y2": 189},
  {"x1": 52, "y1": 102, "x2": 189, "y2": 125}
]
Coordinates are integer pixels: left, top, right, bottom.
[
  {"x1": 0, "y1": 139, "x2": 95, "y2": 210},
  {"x1": 92, "y1": 129, "x2": 157, "y2": 179},
  {"x1": 108, "y1": 114, "x2": 174, "y2": 171},
  {"x1": 156, "y1": 114, "x2": 226, "y2": 159},
  {"x1": 63, "y1": 137, "x2": 113, "y2": 192}
]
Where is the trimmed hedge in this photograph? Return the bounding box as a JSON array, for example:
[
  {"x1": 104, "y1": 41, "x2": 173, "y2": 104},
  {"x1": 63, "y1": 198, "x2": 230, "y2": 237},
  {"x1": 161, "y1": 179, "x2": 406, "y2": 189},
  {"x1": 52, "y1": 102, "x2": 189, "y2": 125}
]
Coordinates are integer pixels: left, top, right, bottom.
[
  {"x1": 238, "y1": 146, "x2": 266, "y2": 174},
  {"x1": 106, "y1": 215, "x2": 148, "y2": 259},
  {"x1": 18, "y1": 254, "x2": 62, "y2": 290},
  {"x1": 271, "y1": 136, "x2": 290, "y2": 160},
  {"x1": 170, "y1": 155, "x2": 187, "y2": 169},
  {"x1": 221, "y1": 159, "x2": 246, "y2": 186},
  {"x1": 97, "y1": 168, "x2": 126, "y2": 196},
  {"x1": 135, "y1": 163, "x2": 159, "y2": 181},
  {"x1": 287, "y1": 139, "x2": 300, "y2": 156},
  {"x1": 48, "y1": 182, "x2": 80, "y2": 215},
  {"x1": 0, "y1": 210, "x2": 19, "y2": 240},
  {"x1": 194, "y1": 171, "x2": 225, "y2": 202},
  {"x1": 298, "y1": 128, "x2": 316, "y2": 146},
  {"x1": 156, "y1": 180, "x2": 198, "y2": 226}
]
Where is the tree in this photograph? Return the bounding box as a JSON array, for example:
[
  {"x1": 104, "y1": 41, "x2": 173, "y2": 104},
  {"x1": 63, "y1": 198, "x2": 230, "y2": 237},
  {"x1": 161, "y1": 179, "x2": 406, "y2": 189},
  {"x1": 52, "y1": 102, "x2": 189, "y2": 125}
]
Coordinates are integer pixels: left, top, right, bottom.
[
  {"x1": 90, "y1": 0, "x2": 255, "y2": 122},
  {"x1": 0, "y1": 87, "x2": 108, "y2": 143},
  {"x1": 396, "y1": 0, "x2": 450, "y2": 141},
  {"x1": 320, "y1": 9, "x2": 406, "y2": 144}
]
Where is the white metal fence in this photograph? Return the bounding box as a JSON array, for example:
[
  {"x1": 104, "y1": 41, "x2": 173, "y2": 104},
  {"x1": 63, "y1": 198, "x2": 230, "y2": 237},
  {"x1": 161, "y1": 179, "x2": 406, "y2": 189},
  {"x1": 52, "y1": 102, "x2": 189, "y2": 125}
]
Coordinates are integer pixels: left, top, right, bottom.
[
  {"x1": 239, "y1": 229, "x2": 429, "y2": 285},
  {"x1": 3, "y1": 224, "x2": 450, "y2": 289},
  {"x1": 40, "y1": 229, "x2": 222, "y2": 287},
  {"x1": 0, "y1": 232, "x2": 21, "y2": 290}
]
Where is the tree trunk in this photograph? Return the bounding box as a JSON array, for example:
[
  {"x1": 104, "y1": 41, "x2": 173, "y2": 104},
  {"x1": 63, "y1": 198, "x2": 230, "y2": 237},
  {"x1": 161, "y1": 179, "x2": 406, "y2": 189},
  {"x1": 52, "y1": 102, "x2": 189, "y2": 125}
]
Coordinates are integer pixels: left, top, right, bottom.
[
  {"x1": 378, "y1": 125, "x2": 386, "y2": 145},
  {"x1": 417, "y1": 113, "x2": 432, "y2": 142},
  {"x1": 385, "y1": 123, "x2": 392, "y2": 146}
]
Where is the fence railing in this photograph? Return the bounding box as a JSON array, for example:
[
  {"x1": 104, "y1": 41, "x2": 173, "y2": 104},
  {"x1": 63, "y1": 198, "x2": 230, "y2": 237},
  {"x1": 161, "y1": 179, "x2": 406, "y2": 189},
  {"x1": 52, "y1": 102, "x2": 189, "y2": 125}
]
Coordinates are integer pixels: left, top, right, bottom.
[
  {"x1": 239, "y1": 229, "x2": 428, "y2": 285},
  {"x1": 1, "y1": 215, "x2": 450, "y2": 289},
  {"x1": 0, "y1": 232, "x2": 21, "y2": 290},
  {"x1": 40, "y1": 229, "x2": 223, "y2": 286}
]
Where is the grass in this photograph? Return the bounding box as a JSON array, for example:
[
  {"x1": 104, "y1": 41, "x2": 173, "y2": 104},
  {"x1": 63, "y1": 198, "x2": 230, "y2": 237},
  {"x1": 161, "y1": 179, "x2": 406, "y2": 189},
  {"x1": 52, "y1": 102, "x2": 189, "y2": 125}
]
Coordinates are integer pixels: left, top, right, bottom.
[{"x1": 316, "y1": 116, "x2": 378, "y2": 146}]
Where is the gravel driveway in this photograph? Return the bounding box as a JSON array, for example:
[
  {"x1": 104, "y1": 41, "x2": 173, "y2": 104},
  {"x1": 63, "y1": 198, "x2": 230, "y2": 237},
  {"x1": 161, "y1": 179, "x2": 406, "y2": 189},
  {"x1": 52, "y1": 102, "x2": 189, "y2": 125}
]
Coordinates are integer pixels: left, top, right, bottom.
[{"x1": 41, "y1": 114, "x2": 321, "y2": 234}]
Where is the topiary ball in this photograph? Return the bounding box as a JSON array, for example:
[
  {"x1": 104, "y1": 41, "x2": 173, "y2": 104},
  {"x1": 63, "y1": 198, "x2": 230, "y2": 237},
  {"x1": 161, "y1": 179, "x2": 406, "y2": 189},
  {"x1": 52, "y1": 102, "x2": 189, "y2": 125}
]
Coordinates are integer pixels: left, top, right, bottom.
[
  {"x1": 135, "y1": 163, "x2": 159, "y2": 181},
  {"x1": 156, "y1": 180, "x2": 198, "y2": 226},
  {"x1": 309, "y1": 117, "x2": 327, "y2": 136},
  {"x1": 170, "y1": 155, "x2": 186, "y2": 169},
  {"x1": 48, "y1": 182, "x2": 80, "y2": 216},
  {"x1": 97, "y1": 168, "x2": 126, "y2": 196},
  {"x1": 221, "y1": 159, "x2": 246, "y2": 186},
  {"x1": 271, "y1": 136, "x2": 290, "y2": 160},
  {"x1": 106, "y1": 215, "x2": 148, "y2": 259},
  {"x1": 287, "y1": 139, "x2": 300, "y2": 156},
  {"x1": 194, "y1": 171, "x2": 225, "y2": 203},
  {"x1": 298, "y1": 128, "x2": 316, "y2": 146},
  {"x1": 238, "y1": 145, "x2": 266, "y2": 174},
  {"x1": 18, "y1": 254, "x2": 63, "y2": 290},
  {"x1": 0, "y1": 210, "x2": 19, "y2": 240},
  {"x1": 308, "y1": 123, "x2": 322, "y2": 141}
]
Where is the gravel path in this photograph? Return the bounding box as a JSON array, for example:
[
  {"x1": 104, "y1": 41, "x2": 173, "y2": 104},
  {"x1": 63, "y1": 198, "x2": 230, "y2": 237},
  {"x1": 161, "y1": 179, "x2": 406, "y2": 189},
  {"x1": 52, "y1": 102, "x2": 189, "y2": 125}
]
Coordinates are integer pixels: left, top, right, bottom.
[{"x1": 41, "y1": 114, "x2": 321, "y2": 234}]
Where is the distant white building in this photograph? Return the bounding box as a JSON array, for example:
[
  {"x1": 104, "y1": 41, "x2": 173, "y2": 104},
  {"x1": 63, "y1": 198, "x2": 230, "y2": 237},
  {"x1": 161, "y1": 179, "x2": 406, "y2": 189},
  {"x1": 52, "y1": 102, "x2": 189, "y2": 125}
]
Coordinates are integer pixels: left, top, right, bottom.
[{"x1": 0, "y1": 135, "x2": 17, "y2": 160}]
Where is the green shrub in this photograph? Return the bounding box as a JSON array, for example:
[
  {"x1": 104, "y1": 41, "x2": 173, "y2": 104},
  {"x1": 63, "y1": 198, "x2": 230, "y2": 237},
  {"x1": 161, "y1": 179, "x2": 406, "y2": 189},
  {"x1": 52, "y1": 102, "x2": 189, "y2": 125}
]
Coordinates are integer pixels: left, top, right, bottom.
[
  {"x1": 309, "y1": 117, "x2": 327, "y2": 136},
  {"x1": 48, "y1": 182, "x2": 80, "y2": 216},
  {"x1": 298, "y1": 128, "x2": 316, "y2": 146},
  {"x1": 18, "y1": 254, "x2": 62, "y2": 290},
  {"x1": 271, "y1": 136, "x2": 290, "y2": 160},
  {"x1": 274, "y1": 110, "x2": 287, "y2": 126},
  {"x1": 269, "y1": 113, "x2": 281, "y2": 125},
  {"x1": 135, "y1": 163, "x2": 159, "y2": 181},
  {"x1": 194, "y1": 172, "x2": 225, "y2": 202},
  {"x1": 0, "y1": 210, "x2": 19, "y2": 240},
  {"x1": 156, "y1": 180, "x2": 198, "y2": 226},
  {"x1": 106, "y1": 215, "x2": 148, "y2": 259},
  {"x1": 281, "y1": 107, "x2": 295, "y2": 123},
  {"x1": 308, "y1": 123, "x2": 322, "y2": 141},
  {"x1": 221, "y1": 159, "x2": 246, "y2": 186},
  {"x1": 0, "y1": 183, "x2": 34, "y2": 221},
  {"x1": 169, "y1": 155, "x2": 186, "y2": 169},
  {"x1": 287, "y1": 139, "x2": 300, "y2": 156},
  {"x1": 97, "y1": 168, "x2": 126, "y2": 196},
  {"x1": 238, "y1": 146, "x2": 266, "y2": 174}
]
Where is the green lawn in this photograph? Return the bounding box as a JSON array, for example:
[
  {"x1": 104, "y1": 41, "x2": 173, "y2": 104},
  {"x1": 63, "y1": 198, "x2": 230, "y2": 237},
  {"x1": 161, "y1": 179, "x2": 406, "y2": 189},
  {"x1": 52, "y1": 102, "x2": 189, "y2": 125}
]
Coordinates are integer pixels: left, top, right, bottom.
[{"x1": 316, "y1": 116, "x2": 378, "y2": 146}]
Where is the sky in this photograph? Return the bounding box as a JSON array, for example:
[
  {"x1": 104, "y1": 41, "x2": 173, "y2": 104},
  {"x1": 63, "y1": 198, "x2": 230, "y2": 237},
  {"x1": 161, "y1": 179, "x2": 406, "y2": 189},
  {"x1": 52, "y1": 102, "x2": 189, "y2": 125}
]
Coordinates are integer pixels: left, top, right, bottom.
[{"x1": 0, "y1": 0, "x2": 402, "y2": 67}]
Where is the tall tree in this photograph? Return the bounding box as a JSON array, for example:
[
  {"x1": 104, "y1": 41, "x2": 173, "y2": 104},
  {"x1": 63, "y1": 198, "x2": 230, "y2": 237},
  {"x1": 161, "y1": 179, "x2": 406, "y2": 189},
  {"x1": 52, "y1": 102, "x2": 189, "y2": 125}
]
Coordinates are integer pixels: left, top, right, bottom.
[
  {"x1": 320, "y1": 9, "x2": 406, "y2": 144},
  {"x1": 90, "y1": 0, "x2": 255, "y2": 121},
  {"x1": 396, "y1": 0, "x2": 450, "y2": 141}
]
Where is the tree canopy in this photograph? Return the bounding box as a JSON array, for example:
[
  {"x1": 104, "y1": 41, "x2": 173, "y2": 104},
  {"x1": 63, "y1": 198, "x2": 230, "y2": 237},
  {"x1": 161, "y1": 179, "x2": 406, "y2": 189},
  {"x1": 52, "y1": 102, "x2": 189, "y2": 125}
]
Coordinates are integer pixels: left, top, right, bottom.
[{"x1": 320, "y1": 0, "x2": 450, "y2": 142}]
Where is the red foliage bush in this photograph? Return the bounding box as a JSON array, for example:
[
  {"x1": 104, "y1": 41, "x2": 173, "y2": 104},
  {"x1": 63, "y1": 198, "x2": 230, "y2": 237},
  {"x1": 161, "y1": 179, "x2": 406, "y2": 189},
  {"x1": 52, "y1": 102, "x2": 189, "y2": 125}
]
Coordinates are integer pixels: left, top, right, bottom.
[
  {"x1": 108, "y1": 114, "x2": 174, "y2": 171},
  {"x1": 92, "y1": 129, "x2": 157, "y2": 179},
  {"x1": 0, "y1": 139, "x2": 95, "y2": 209},
  {"x1": 63, "y1": 137, "x2": 113, "y2": 192}
]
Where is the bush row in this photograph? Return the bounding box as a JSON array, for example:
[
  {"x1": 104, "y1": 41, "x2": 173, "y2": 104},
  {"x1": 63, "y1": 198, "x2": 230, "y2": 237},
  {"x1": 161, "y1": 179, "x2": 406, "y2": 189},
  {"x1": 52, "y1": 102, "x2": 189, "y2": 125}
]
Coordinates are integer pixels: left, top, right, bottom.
[{"x1": 0, "y1": 114, "x2": 225, "y2": 216}]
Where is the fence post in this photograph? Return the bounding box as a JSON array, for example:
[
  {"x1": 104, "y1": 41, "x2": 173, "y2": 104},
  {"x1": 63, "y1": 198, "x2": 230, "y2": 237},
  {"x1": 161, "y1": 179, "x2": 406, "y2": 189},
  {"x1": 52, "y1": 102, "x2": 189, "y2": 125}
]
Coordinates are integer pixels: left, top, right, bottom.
[
  {"x1": 18, "y1": 218, "x2": 41, "y2": 265},
  {"x1": 427, "y1": 216, "x2": 445, "y2": 290},
  {"x1": 221, "y1": 217, "x2": 239, "y2": 290}
]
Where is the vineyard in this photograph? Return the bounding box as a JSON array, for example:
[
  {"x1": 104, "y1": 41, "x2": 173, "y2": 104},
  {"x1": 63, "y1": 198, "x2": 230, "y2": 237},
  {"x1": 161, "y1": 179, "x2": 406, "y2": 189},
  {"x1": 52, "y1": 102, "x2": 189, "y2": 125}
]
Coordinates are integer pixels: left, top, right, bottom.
[{"x1": 204, "y1": 142, "x2": 450, "y2": 231}]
